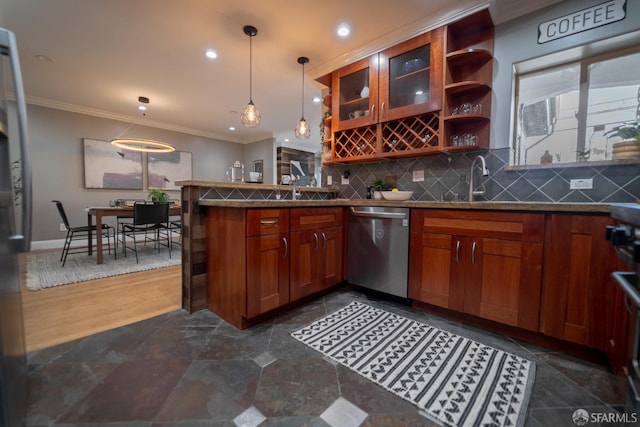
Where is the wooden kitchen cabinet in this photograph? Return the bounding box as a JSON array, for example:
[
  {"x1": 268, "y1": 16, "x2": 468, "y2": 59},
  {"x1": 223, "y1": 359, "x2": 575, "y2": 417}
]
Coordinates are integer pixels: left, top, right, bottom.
[
  {"x1": 290, "y1": 207, "x2": 344, "y2": 301},
  {"x1": 245, "y1": 209, "x2": 290, "y2": 318},
  {"x1": 324, "y1": 28, "x2": 443, "y2": 162},
  {"x1": 409, "y1": 209, "x2": 544, "y2": 331},
  {"x1": 539, "y1": 214, "x2": 620, "y2": 349}
]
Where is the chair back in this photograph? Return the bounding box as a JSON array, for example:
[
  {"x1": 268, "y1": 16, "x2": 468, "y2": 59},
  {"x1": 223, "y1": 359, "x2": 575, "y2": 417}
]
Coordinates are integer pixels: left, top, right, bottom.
[
  {"x1": 133, "y1": 202, "x2": 169, "y2": 226},
  {"x1": 52, "y1": 200, "x2": 70, "y2": 230}
]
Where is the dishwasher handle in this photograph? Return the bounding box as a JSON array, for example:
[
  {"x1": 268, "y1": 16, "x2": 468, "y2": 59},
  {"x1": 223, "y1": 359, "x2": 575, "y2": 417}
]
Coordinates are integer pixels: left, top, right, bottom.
[{"x1": 350, "y1": 208, "x2": 407, "y2": 220}]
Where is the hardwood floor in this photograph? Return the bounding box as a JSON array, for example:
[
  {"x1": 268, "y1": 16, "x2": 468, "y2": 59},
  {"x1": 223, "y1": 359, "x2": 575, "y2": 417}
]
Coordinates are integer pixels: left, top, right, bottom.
[{"x1": 19, "y1": 250, "x2": 182, "y2": 352}]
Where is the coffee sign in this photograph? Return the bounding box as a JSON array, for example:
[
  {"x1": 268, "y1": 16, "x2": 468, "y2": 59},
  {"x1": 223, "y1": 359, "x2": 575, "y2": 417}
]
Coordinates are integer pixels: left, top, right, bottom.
[{"x1": 538, "y1": 0, "x2": 626, "y2": 44}]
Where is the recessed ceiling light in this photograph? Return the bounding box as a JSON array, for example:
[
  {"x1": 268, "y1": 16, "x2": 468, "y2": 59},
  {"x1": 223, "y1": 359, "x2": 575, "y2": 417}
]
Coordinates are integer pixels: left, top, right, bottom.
[
  {"x1": 229, "y1": 126, "x2": 236, "y2": 131},
  {"x1": 313, "y1": 96, "x2": 321, "y2": 103},
  {"x1": 205, "y1": 49, "x2": 218, "y2": 59},
  {"x1": 284, "y1": 138, "x2": 290, "y2": 142},
  {"x1": 337, "y1": 23, "x2": 351, "y2": 38},
  {"x1": 35, "y1": 54, "x2": 53, "y2": 62}
]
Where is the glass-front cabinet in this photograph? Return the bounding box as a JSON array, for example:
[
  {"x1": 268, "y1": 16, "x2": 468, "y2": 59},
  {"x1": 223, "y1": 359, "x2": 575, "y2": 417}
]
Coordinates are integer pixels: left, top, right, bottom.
[
  {"x1": 331, "y1": 28, "x2": 442, "y2": 132},
  {"x1": 379, "y1": 29, "x2": 442, "y2": 122},
  {"x1": 320, "y1": 11, "x2": 491, "y2": 164},
  {"x1": 331, "y1": 56, "x2": 379, "y2": 131}
]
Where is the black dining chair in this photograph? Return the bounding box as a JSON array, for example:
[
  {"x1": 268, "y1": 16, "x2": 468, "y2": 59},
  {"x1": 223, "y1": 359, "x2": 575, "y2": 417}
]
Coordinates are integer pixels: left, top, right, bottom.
[
  {"x1": 52, "y1": 200, "x2": 115, "y2": 266},
  {"x1": 120, "y1": 202, "x2": 171, "y2": 263}
]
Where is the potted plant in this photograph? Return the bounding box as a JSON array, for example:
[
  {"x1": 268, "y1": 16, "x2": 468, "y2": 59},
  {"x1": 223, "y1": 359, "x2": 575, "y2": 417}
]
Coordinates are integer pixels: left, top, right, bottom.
[
  {"x1": 604, "y1": 122, "x2": 640, "y2": 142},
  {"x1": 604, "y1": 122, "x2": 640, "y2": 160},
  {"x1": 575, "y1": 149, "x2": 590, "y2": 162},
  {"x1": 147, "y1": 189, "x2": 170, "y2": 203},
  {"x1": 371, "y1": 178, "x2": 386, "y2": 200}
]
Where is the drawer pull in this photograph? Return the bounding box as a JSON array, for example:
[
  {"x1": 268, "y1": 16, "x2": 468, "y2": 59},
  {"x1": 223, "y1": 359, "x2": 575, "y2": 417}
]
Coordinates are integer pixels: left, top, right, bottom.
[{"x1": 260, "y1": 219, "x2": 278, "y2": 226}]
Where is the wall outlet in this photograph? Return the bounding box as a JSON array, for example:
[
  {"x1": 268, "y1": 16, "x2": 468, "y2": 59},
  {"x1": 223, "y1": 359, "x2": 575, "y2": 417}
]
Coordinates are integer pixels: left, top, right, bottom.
[
  {"x1": 327, "y1": 175, "x2": 332, "y2": 185},
  {"x1": 341, "y1": 176, "x2": 349, "y2": 185},
  {"x1": 59, "y1": 223, "x2": 66, "y2": 232},
  {"x1": 570, "y1": 178, "x2": 593, "y2": 190},
  {"x1": 412, "y1": 170, "x2": 425, "y2": 182}
]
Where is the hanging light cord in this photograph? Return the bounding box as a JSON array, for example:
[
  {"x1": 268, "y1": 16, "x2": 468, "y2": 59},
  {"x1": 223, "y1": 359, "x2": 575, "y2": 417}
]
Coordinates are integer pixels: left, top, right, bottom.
[
  {"x1": 248, "y1": 33, "x2": 253, "y2": 102},
  {"x1": 114, "y1": 112, "x2": 146, "y2": 139},
  {"x1": 300, "y1": 61, "x2": 305, "y2": 118}
]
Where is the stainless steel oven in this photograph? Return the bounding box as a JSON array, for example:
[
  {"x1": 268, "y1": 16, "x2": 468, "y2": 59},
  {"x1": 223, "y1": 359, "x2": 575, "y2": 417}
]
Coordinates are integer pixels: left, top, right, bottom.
[{"x1": 608, "y1": 203, "x2": 640, "y2": 414}]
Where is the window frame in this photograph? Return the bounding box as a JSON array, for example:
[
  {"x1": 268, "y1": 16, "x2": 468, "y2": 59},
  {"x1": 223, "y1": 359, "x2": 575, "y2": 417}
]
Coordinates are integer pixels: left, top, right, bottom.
[{"x1": 509, "y1": 30, "x2": 640, "y2": 169}]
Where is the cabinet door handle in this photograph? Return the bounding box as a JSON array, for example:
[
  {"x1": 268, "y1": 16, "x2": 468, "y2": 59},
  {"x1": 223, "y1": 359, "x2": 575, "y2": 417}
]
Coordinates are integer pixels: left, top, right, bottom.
[
  {"x1": 471, "y1": 241, "x2": 477, "y2": 264},
  {"x1": 260, "y1": 219, "x2": 278, "y2": 225},
  {"x1": 371, "y1": 104, "x2": 376, "y2": 121},
  {"x1": 313, "y1": 232, "x2": 319, "y2": 251},
  {"x1": 455, "y1": 240, "x2": 461, "y2": 263},
  {"x1": 321, "y1": 232, "x2": 327, "y2": 250},
  {"x1": 381, "y1": 102, "x2": 385, "y2": 120},
  {"x1": 282, "y1": 236, "x2": 288, "y2": 258}
]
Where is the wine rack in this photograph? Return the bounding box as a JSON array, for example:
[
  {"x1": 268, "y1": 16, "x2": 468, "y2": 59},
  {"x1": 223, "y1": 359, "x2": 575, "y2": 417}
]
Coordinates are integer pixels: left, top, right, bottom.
[
  {"x1": 333, "y1": 125, "x2": 378, "y2": 161},
  {"x1": 382, "y1": 112, "x2": 440, "y2": 155}
]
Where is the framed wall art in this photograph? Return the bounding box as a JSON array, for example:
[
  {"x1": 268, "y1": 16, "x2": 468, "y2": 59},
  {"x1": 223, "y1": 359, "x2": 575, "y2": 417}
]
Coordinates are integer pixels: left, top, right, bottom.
[
  {"x1": 147, "y1": 151, "x2": 192, "y2": 190},
  {"x1": 83, "y1": 138, "x2": 143, "y2": 189}
]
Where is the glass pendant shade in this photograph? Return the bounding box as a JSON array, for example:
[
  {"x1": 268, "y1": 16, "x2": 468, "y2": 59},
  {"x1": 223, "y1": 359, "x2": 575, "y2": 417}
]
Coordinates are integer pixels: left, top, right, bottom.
[
  {"x1": 241, "y1": 100, "x2": 261, "y2": 127},
  {"x1": 242, "y1": 25, "x2": 260, "y2": 128},
  {"x1": 295, "y1": 56, "x2": 310, "y2": 139},
  {"x1": 295, "y1": 117, "x2": 310, "y2": 139}
]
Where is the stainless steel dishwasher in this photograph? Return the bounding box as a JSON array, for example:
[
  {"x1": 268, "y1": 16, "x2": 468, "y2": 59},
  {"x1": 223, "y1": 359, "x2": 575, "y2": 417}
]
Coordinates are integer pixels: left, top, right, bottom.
[{"x1": 348, "y1": 206, "x2": 410, "y2": 298}]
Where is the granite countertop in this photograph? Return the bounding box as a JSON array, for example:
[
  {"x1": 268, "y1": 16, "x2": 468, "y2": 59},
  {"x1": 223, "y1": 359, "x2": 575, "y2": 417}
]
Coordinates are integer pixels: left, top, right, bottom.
[
  {"x1": 198, "y1": 198, "x2": 612, "y2": 213},
  {"x1": 179, "y1": 180, "x2": 613, "y2": 213}
]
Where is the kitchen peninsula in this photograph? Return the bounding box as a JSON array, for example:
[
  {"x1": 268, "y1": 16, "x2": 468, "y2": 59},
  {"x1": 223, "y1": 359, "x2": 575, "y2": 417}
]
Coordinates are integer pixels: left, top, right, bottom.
[
  {"x1": 180, "y1": 181, "x2": 617, "y2": 360},
  {"x1": 178, "y1": 179, "x2": 626, "y2": 370}
]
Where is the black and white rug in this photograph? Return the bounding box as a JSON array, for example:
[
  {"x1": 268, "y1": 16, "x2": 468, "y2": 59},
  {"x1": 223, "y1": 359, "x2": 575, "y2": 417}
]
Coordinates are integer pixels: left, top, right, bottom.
[{"x1": 291, "y1": 301, "x2": 535, "y2": 427}]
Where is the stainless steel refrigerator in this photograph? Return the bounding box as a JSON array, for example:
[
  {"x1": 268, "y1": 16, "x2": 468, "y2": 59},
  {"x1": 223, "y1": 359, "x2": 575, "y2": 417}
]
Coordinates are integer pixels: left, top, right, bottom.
[{"x1": 0, "y1": 27, "x2": 31, "y2": 427}]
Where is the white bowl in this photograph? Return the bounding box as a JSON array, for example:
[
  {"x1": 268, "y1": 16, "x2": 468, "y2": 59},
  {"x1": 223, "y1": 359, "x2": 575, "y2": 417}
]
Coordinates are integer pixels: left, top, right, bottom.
[{"x1": 381, "y1": 191, "x2": 413, "y2": 201}]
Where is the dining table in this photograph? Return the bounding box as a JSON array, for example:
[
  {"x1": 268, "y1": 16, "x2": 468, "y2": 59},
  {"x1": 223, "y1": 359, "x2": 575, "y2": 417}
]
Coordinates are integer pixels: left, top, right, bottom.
[{"x1": 86, "y1": 205, "x2": 181, "y2": 264}]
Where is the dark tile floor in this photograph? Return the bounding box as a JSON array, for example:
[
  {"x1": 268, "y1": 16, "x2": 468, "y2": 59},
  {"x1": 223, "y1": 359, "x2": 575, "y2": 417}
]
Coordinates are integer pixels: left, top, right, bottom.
[{"x1": 26, "y1": 287, "x2": 627, "y2": 427}]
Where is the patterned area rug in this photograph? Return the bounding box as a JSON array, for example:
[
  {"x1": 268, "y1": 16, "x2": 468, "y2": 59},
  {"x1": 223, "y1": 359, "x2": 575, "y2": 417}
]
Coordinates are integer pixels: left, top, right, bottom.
[
  {"x1": 291, "y1": 301, "x2": 535, "y2": 427},
  {"x1": 26, "y1": 247, "x2": 180, "y2": 291}
]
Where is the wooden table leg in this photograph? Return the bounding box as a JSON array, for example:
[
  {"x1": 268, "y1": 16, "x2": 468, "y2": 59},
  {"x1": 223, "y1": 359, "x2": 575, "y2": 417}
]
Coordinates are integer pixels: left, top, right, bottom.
[
  {"x1": 87, "y1": 212, "x2": 93, "y2": 255},
  {"x1": 95, "y1": 212, "x2": 104, "y2": 264}
]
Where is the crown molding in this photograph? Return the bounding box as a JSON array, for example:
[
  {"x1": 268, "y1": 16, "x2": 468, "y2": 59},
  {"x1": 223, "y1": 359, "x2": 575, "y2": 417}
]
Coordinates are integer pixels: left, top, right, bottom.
[
  {"x1": 24, "y1": 95, "x2": 274, "y2": 144},
  {"x1": 311, "y1": 2, "x2": 489, "y2": 81}
]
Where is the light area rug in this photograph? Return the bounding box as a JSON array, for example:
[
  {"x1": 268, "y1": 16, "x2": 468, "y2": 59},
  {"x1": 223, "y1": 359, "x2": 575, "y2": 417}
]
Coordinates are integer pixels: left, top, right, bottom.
[
  {"x1": 26, "y1": 247, "x2": 180, "y2": 291},
  {"x1": 291, "y1": 301, "x2": 535, "y2": 427}
]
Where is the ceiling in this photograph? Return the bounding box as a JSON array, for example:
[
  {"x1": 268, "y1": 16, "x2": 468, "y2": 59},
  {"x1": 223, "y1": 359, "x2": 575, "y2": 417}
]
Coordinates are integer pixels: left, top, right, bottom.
[{"x1": 0, "y1": 0, "x2": 562, "y2": 151}]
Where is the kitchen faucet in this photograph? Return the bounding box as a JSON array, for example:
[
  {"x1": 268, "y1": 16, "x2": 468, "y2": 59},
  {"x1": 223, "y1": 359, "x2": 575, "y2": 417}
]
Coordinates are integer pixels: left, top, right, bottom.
[
  {"x1": 291, "y1": 175, "x2": 301, "y2": 200},
  {"x1": 468, "y1": 155, "x2": 490, "y2": 201}
]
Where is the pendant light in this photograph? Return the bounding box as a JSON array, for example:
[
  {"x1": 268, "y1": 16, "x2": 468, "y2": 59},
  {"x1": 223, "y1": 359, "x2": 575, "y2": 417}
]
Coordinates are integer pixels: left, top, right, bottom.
[
  {"x1": 295, "y1": 56, "x2": 311, "y2": 139},
  {"x1": 111, "y1": 96, "x2": 175, "y2": 153},
  {"x1": 240, "y1": 25, "x2": 261, "y2": 127}
]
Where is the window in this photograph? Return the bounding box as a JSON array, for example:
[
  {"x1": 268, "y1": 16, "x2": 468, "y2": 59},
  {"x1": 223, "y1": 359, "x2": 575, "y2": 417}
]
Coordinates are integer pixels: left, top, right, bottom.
[{"x1": 512, "y1": 46, "x2": 640, "y2": 166}]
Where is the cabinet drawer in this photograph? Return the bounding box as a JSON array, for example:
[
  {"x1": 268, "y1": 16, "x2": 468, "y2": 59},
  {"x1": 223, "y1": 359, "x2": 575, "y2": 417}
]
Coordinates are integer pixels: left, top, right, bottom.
[
  {"x1": 290, "y1": 207, "x2": 343, "y2": 231},
  {"x1": 411, "y1": 209, "x2": 544, "y2": 242},
  {"x1": 246, "y1": 209, "x2": 290, "y2": 236}
]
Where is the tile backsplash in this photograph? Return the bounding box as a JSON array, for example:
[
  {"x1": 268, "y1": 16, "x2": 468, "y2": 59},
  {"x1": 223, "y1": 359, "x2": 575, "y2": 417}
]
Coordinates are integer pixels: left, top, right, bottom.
[{"x1": 322, "y1": 148, "x2": 640, "y2": 203}]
